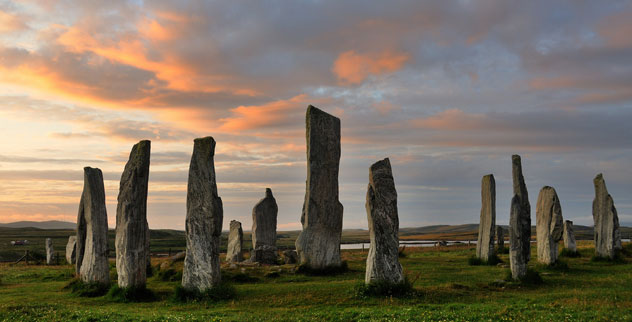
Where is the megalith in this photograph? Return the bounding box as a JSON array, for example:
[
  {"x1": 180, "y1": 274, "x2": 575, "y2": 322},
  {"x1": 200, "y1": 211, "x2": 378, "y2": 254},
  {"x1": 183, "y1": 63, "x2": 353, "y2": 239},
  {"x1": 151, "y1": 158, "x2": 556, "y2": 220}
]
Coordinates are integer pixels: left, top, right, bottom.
[
  {"x1": 182, "y1": 137, "x2": 223, "y2": 292},
  {"x1": 46, "y1": 238, "x2": 54, "y2": 265},
  {"x1": 295, "y1": 105, "x2": 344, "y2": 270},
  {"x1": 365, "y1": 158, "x2": 404, "y2": 285},
  {"x1": 563, "y1": 220, "x2": 577, "y2": 253},
  {"x1": 496, "y1": 226, "x2": 504, "y2": 250},
  {"x1": 536, "y1": 186, "x2": 564, "y2": 265},
  {"x1": 476, "y1": 174, "x2": 496, "y2": 261},
  {"x1": 226, "y1": 220, "x2": 243, "y2": 263},
  {"x1": 509, "y1": 155, "x2": 531, "y2": 279},
  {"x1": 250, "y1": 188, "x2": 278, "y2": 264},
  {"x1": 115, "y1": 140, "x2": 151, "y2": 288},
  {"x1": 76, "y1": 167, "x2": 110, "y2": 284},
  {"x1": 593, "y1": 174, "x2": 620, "y2": 259},
  {"x1": 66, "y1": 236, "x2": 77, "y2": 265}
]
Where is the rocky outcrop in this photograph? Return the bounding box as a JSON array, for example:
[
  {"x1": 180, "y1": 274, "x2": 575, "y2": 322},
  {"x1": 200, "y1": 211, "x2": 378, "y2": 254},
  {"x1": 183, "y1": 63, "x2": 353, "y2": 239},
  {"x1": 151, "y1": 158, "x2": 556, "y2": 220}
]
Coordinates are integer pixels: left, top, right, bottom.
[
  {"x1": 182, "y1": 137, "x2": 223, "y2": 292},
  {"x1": 251, "y1": 188, "x2": 278, "y2": 264},
  {"x1": 76, "y1": 167, "x2": 110, "y2": 284},
  {"x1": 536, "y1": 186, "x2": 564, "y2": 265},
  {"x1": 115, "y1": 140, "x2": 151, "y2": 288},
  {"x1": 283, "y1": 250, "x2": 298, "y2": 264},
  {"x1": 593, "y1": 174, "x2": 620, "y2": 259},
  {"x1": 295, "y1": 105, "x2": 344, "y2": 270},
  {"x1": 227, "y1": 220, "x2": 243, "y2": 263},
  {"x1": 477, "y1": 174, "x2": 496, "y2": 261},
  {"x1": 365, "y1": 158, "x2": 404, "y2": 285},
  {"x1": 563, "y1": 220, "x2": 577, "y2": 252},
  {"x1": 46, "y1": 238, "x2": 54, "y2": 265},
  {"x1": 496, "y1": 226, "x2": 504, "y2": 250},
  {"x1": 509, "y1": 155, "x2": 531, "y2": 280},
  {"x1": 66, "y1": 236, "x2": 77, "y2": 265}
]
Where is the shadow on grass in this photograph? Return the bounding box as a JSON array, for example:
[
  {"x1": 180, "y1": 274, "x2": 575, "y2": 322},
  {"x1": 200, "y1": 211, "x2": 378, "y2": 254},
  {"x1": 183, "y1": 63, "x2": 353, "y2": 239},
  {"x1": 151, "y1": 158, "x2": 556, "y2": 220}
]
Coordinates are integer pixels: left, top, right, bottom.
[
  {"x1": 171, "y1": 283, "x2": 236, "y2": 303},
  {"x1": 106, "y1": 284, "x2": 156, "y2": 303},
  {"x1": 468, "y1": 254, "x2": 502, "y2": 266},
  {"x1": 590, "y1": 253, "x2": 626, "y2": 264},
  {"x1": 559, "y1": 248, "x2": 581, "y2": 258},
  {"x1": 223, "y1": 272, "x2": 260, "y2": 283},
  {"x1": 504, "y1": 269, "x2": 544, "y2": 286},
  {"x1": 536, "y1": 260, "x2": 570, "y2": 272},
  {"x1": 354, "y1": 278, "x2": 416, "y2": 298},
  {"x1": 62, "y1": 278, "x2": 110, "y2": 297},
  {"x1": 296, "y1": 261, "x2": 349, "y2": 276}
]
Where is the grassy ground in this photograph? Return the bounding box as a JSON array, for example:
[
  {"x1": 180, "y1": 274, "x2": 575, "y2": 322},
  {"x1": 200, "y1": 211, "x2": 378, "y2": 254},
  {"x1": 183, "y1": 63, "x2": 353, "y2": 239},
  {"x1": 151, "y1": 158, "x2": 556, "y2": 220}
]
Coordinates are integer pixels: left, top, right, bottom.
[{"x1": 0, "y1": 241, "x2": 631, "y2": 321}]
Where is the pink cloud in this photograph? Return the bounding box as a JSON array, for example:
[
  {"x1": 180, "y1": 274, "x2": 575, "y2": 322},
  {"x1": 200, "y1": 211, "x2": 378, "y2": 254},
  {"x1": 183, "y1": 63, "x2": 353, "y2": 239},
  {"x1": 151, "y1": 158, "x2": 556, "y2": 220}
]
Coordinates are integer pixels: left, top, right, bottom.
[{"x1": 332, "y1": 50, "x2": 410, "y2": 85}]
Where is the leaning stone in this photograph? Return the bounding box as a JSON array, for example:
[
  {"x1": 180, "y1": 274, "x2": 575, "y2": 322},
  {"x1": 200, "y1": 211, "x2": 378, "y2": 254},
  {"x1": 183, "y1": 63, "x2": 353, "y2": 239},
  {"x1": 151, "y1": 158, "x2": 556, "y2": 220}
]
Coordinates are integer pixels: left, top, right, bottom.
[
  {"x1": 536, "y1": 186, "x2": 564, "y2": 265},
  {"x1": 592, "y1": 173, "x2": 620, "y2": 259},
  {"x1": 496, "y1": 226, "x2": 504, "y2": 250},
  {"x1": 66, "y1": 236, "x2": 77, "y2": 265},
  {"x1": 182, "y1": 137, "x2": 223, "y2": 292},
  {"x1": 76, "y1": 167, "x2": 110, "y2": 285},
  {"x1": 563, "y1": 220, "x2": 577, "y2": 253},
  {"x1": 227, "y1": 220, "x2": 243, "y2": 263},
  {"x1": 365, "y1": 158, "x2": 404, "y2": 285},
  {"x1": 509, "y1": 155, "x2": 531, "y2": 280},
  {"x1": 477, "y1": 174, "x2": 496, "y2": 262},
  {"x1": 46, "y1": 238, "x2": 54, "y2": 265},
  {"x1": 251, "y1": 188, "x2": 278, "y2": 264},
  {"x1": 282, "y1": 250, "x2": 298, "y2": 264},
  {"x1": 295, "y1": 105, "x2": 344, "y2": 270},
  {"x1": 115, "y1": 140, "x2": 151, "y2": 288}
]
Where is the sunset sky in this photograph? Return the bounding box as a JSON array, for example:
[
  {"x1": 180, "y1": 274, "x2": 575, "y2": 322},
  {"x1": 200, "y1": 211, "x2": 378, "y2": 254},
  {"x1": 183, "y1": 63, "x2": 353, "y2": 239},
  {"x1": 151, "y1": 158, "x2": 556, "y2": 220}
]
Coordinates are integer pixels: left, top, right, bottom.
[{"x1": 0, "y1": 1, "x2": 631, "y2": 230}]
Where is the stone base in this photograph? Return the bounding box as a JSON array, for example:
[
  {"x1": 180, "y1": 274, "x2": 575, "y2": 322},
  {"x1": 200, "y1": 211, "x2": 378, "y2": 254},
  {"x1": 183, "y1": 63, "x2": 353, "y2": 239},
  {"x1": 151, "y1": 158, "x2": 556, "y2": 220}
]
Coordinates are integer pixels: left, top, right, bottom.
[{"x1": 249, "y1": 245, "x2": 278, "y2": 264}]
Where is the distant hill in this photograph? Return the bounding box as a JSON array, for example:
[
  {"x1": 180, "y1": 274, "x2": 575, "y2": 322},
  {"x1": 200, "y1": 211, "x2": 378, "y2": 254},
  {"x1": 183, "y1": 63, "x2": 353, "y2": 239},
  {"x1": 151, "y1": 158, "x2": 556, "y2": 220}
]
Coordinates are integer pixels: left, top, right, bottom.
[{"x1": 0, "y1": 220, "x2": 75, "y2": 230}]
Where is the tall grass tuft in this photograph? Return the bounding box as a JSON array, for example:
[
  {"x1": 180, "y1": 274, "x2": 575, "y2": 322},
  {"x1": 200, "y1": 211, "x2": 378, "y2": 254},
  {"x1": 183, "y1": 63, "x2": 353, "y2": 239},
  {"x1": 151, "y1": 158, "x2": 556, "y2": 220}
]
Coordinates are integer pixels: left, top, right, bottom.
[
  {"x1": 468, "y1": 254, "x2": 502, "y2": 266},
  {"x1": 106, "y1": 284, "x2": 156, "y2": 302},
  {"x1": 63, "y1": 278, "x2": 110, "y2": 297},
  {"x1": 505, "y1": 269, "x2": 543, "y2": 285},
  {"x1": 172, "y1": 283, "x2": 236, "y2": 303},
  {"x1": 354, "y1": 278, "x2": 415, "y2": 298},
  {"x1": 296, "y1": 261, "x2": 349, "y2": 276}
]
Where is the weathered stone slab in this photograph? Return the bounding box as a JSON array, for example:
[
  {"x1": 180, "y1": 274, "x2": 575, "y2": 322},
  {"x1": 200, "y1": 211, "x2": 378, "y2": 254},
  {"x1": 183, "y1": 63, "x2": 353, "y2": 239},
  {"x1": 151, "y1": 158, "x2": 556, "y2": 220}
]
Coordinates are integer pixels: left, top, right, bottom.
[
  {"x1": 509, "y1": 155, "x2": 531, "y2": 279},
  {"x1": 251, "y1": 188, "x2": 278, "y2": 264},
  {"x1": 496, "y1": 226, "x2": 504, "y2": 250},
  {"x1": 365, "y1": 158, "x2": 404, "y2": 285},
  {"x1": 536, "y1": 186, "x2": 564, "y2": 265},
  {"x1": 227, "y1": 220, "x2": 243, "y2": 263},
  {"x1": 46, "y1": 238, "x2": 54, "y2": 265},
  {"x1": 477, "y1": 174, "x2": 496, "y2": 261},
  {"x1": 76, "y1": 167, "x2": 110, "y2": 284},
  {"x1": 563, "y1": 220, "x2": 577, "y2": 253},
  {"x1": 593, "y1": 173, "x2": 620, "y2": 259},
  {"x1": 250, "y1": 245, "x2": 278, "y2": 264},
  {"x1": 182, "y1": 137, "x2": 223, "y2": 292},
  {"x1": 295, "y1": 105, "x2": 344, "y2": 270},
  {"x1": 115, "y1": 140, "x2": 151, "y2": 288},
  {"x1": 66, "y1": 236, "x2": 77, "y2": 265}
]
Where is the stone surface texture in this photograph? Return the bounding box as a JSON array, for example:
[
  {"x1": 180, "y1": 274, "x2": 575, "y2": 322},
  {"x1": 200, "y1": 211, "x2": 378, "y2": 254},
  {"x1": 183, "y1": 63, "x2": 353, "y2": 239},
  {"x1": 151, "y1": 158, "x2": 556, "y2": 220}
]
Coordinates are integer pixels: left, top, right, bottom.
[
  {"x1": 563, "y1": 220, "x2": 577, "y2": 252},
  {"x1": 536, "y1": 186, "x2": 564, "y2": 265},
  {"x1": 66, "y1": 236, "x2": 77, "y2": 265},
  {"x1": 226, "y1": 220, "x2": 243, "y2": 263},
  {"x1": 182, "y1": 137, "x2": 223, "y2": 291},
  {"x1": 76, "y1": 167, "x2": 110, "y2": 284},
  {"x1": 509, "y1": 155, "x2": 531, "y2": 280},
  {"x1": 46, "y1": 238, "x2": 54, "y2": 265},
  {"x1": 115, "y1": 140, "x2": 151, "y2": 288},
  {"x1": 250, "y1": 188, "x2": 278, "y2": 264},
  {"x1": 295, "y1": 105, "x2": 344, "y2": 270},
  {"x1": 365, "y1": 158, "x2": 404, "y2": 285},
  {"x1": 477, "y1": 174, "x2": 496, "y2": 261},
  {"x1": 496, "y1": 226, "x2": 504, "y2": 250},
  {"x1": 283, "y1": 250, "x2": 298, "y2": 264},
  {"x1": 592, "y1": 174, "x2": 621, "y2": 259}
]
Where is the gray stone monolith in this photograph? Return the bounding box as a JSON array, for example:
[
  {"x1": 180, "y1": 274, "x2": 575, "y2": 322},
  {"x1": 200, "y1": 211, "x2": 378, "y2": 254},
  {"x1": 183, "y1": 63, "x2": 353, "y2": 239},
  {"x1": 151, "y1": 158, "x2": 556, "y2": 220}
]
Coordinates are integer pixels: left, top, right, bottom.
[
  {"x1": 295, "y1": 105, "x2": 344, "y2": 270},
  {"x1": 593, "y1": 174, "x2": 620, "y2": 259},
  {"x1": 496, "y1": 226, "x2": 504, "y2": 250},
  {"x1": 365, "y1": 158, "x2": 404, "y2": 285},
  {"x1": 536, "y1": 186, "x2": 564, "y2": 265},
  {"x1": 66, "y1": 236, "x2": 77, "y2": 265},
  {"x1": 46, "y1": 238, "x2": 54, "y2": 265},
  {"x1": 251, "y1": 188, "x2": 278, "y2": 264},
  {"x1": 227, "y1": 220, "x2": 243, "y2": 263},
  {"x1": 563, "y1": 220, "x2": 576, "y2": 253},
  {"x1": 182, "y1": 137, "x2": 223, "y2": 292},
  {"x1": 76, "y1": 167, "x2": 110, "y2": 284},
  {"x1": 115, "y1": 140, "x2": 151, "y2": 288},
  {"x1": 509, "y1": 155, "x2": 531, "y2": 280},
  {"x1": 477, "y1": 174, "x2": 496, "y2": 262}
]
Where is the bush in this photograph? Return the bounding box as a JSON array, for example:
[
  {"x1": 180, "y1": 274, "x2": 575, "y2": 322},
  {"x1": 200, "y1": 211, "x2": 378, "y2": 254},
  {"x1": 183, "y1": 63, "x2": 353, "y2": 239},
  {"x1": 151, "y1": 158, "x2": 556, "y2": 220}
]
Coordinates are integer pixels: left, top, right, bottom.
[
  {"x1": 505, "y1": 269, "x2": 543, "y2": 285},
  {"x1": 63, "y1": 279, "x2": 110, "y2": 297},
  {"x1": 157, "y1": 268, "x2": 182, "y2": 282},
  {"x1": 468, "y1": 254, "x2": 502, "y2": 266},
  {"x1": 355, "y1": 278, "x2": 415, "y2": 298},
  {"x1": 559, "y1": 248, "x2": 581, "y2": 258},
  {"x1": 296, "y1": 261, "x2": 349, "y2": 276},
  {"x1": 172, "y1": 283, "x2": 236, "y2": 302},
  {"x1": 106, "y1": 285, "x2": 156, "y2": 302}
]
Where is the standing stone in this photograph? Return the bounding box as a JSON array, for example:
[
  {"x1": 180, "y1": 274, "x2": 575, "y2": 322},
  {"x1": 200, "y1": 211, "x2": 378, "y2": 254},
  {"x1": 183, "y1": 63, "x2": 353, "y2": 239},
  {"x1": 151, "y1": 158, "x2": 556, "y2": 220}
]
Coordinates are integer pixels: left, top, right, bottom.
[
  {"x1": 182, "y1": 137, "x2": 223, "y2": 292},
  {"x1": 226, "y1": 220, "x2": 243, "y2": 263},
  {"x1": 509, "y1": 155, "x2": 531, "y2": 280},
  {"x1": 476, "y1": 174, "x2": 496, "y2": 261},
  {"x1": 593, "y1": 173, "x2": 620, "y2": 259},
  {"x1": 115, "y1": 140, "x2": 151, "y2": 288},
  {"x1": 536, "y1": 186, "x2": 564, "y2": 265},
  {"x1": 496, "y1": 226, "x2": 504, "y2": 250},
  {"x1": 76, "y1": 167, "x2": 110, "y2": 284},
  {"x1": 365, "y1": 158, "x2": 404, "y2": 285},
  {"x1": 250, "y1": 188, "x2": 278, "y2": 264},
  {"x1": 295, "y1": 105, "x2": 344, "y2": 270},
  {"x1": 563, "y1": 220, "x2": 577, "y2": 253},
  {"x1": 283, "y1": 250, "x2": 299, "y2": 264},
  {"x1": 46, "y1": 238, "x2": 54, "y2": 265},
  {"x1": 66, "y1": 236, "x2": 77, "y2": 265}
]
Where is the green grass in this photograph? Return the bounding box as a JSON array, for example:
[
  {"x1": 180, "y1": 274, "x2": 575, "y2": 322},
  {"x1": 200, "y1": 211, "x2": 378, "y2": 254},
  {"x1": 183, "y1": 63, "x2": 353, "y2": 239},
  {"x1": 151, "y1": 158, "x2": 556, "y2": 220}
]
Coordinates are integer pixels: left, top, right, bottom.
[
  {"x1": 0, "y1": 241, "x2": 630, "y2": 321},
  {"x1": 106, "y1": 284, "x2": 156, "y2": 303},
  {"x1": 172, "y1": 283, "x2": 236, "y2": 303},
  {"x1": 63, "y1": 279, "x2": 110, "y2": 297}
]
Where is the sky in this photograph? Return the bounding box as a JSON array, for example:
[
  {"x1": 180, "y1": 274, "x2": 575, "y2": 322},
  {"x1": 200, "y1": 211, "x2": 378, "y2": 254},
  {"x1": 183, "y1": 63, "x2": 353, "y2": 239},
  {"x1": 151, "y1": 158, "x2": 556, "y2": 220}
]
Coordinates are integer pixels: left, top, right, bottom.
[{"x1": 0, "y1": 0, "x2": 631, "y2": 230}]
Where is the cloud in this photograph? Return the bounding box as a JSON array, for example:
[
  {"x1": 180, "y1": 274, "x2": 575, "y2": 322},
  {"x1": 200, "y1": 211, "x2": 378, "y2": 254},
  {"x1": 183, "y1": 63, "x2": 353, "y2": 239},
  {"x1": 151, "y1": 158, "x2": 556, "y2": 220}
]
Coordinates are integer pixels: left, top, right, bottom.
[
  {"x1": 332, "y1": 50, "x2": 410, "y2": 85},
  {"x1": 0, "y1": 9, "x2": 27, "y2": 33}
]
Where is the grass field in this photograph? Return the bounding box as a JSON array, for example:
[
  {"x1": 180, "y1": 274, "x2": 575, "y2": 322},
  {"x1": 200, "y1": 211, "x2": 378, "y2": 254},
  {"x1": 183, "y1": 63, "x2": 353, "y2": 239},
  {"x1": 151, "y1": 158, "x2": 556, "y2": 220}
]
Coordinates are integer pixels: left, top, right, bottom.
[{"x1": 1, "y1": 241, "x2": 631, "y2": 321}]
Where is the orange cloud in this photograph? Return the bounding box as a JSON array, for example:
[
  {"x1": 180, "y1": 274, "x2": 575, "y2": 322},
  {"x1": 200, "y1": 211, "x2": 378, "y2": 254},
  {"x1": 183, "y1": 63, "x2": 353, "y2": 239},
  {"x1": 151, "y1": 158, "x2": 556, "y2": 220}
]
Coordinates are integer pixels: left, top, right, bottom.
[
  {"x1": 332, "y1": 50, "x2": 410, "y2": 85},
  {"x1": 0, "y1": 10, "x2": 26, "y2": 33},
  {"x1": 597, "y1": 9, "x2": 632, "y2": 49},
  {"x1": 411, "y1": 108, "x2": 489, "y2": 131}
]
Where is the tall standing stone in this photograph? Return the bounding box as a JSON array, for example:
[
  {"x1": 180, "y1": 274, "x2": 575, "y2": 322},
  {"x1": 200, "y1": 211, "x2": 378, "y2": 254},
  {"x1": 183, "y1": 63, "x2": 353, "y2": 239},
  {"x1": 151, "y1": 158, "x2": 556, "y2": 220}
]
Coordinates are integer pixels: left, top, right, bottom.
[
  {"x1": 496, "y1": 226, "x2": 504, "y2": 250},
  {"x1": 295, "y1": 105, "x2": 344, "y2": 270},
  {"x1": 593, "y1": 173, "x2": 620, "y2": 259},
  {"x1": 477, "y1": 174, "x2": 496, "y2": 261},
  {"x1": 251, "y1": 188, "x2": 278, "y2": 264},
  {"x1": 226, "y1": 220, "x2": 243, "y2": 263},
  {"x1": 509, "y1": 155, "x2": 531, "y2": 280},
  {"x1": 46, "y1": 238, "x2": 54, "y2": 265},
  {"x1": 365, "y1": 158, "x2": 404, "y2": 285},
  {"x1": 182, "y1": 137, "x2": 223, "y2": 292},
  {"x1": 115, "y1": 140, "x2": 151, "y2": 288},
  {"x1": 66, "y1": 236, "x2": 77, "y2": 265},
  {"x1": 536, "y1": 186, "x2": 564, "y2": 265},
  {"x1": 563, "y1": 220, "x2": 577, "y2": 253},
  {"x1": 76, "y1": 167, "x2": 110, "y2": 284}
]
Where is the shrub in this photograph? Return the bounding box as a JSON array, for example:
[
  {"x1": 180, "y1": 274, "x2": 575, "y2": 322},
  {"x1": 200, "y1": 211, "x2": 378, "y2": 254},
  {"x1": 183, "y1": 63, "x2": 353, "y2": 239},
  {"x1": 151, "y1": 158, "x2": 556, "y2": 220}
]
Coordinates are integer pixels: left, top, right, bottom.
[
  {"x1": 559, "y1": 248, "x2": 581, "y2": 258},
  {"x1": 296, "y1": 261, "x2": 349, "y2": 276},
  {"x1": 172, "y1": 283, "x2": 236, "y2": 303},
  {"x1": 63, "y1": 279, "x2": 110, "y2": 297},
  {"x1": 106, "y1": 285, "x2": 156, "y2": 303},
  {"x1": 504, "y1": 269, "x2": 543, "y2": 285},
  {"x1": 355, "y1": 278, "x2": 415, "y2": 298}
]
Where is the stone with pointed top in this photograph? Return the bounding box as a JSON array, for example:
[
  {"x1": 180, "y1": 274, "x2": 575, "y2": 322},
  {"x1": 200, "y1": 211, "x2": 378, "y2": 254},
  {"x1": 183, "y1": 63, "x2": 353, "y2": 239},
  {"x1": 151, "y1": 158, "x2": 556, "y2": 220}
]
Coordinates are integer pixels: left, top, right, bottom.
[
  {"x1": 563, "y1": 220, "x2": 577, "y2": 253},
  {"x1": 66, "y1": 236, "x2": 77, "y2": 265},
  {"x1": 477, "y1": 174, "x2": 496, "y2": 262},
  {"x1": 46, "y1": 238, "x2": 54, "y2": 265},
  {"x1": 227, "y1": 220, "x2": 243, "y2": 263},
  {"x1": 509, "y1": 155, "x2": 531, "y2": 280},
  {"x1": 536, "y1": 186, "x2": 564, "y2": 265},
  {"x1": 251, "y1": 188, "x2": 278, "y2": 264},
  {"x1": 593, "y1": 174, "x2": 620, "y2": 259}
]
